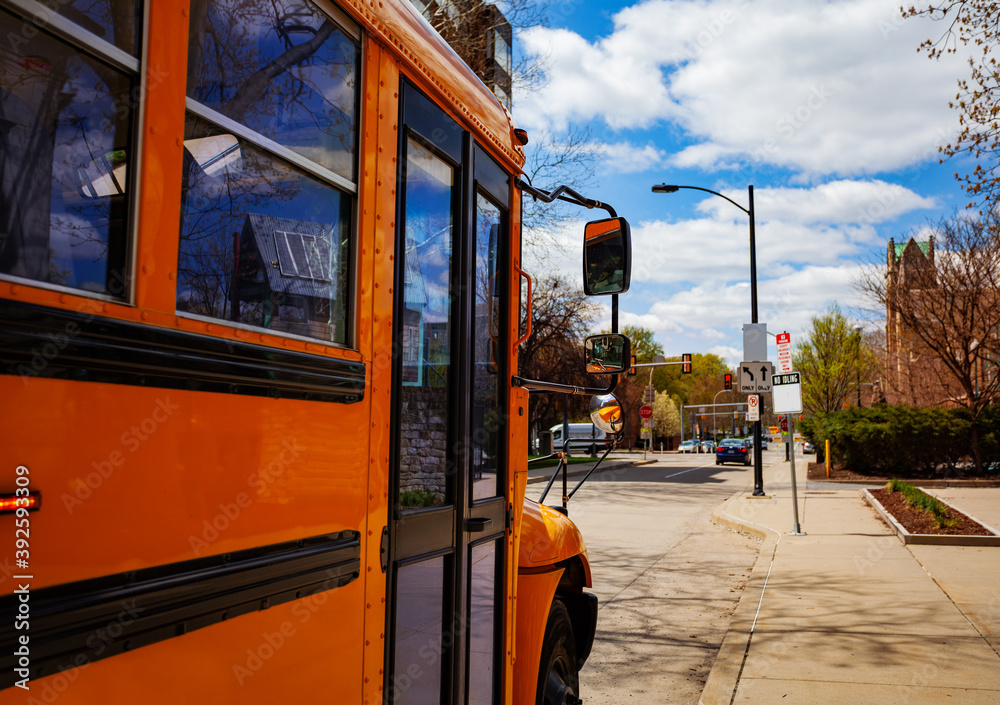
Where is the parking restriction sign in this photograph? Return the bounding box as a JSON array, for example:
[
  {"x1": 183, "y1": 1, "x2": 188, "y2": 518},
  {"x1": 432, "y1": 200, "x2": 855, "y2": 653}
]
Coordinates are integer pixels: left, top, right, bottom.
[
  {"x1": 747, "y1": 394, "x2": 760, "y2": 422},
  {"x1": 776, "y1": 332, "x2": 793, "y2": 373}
]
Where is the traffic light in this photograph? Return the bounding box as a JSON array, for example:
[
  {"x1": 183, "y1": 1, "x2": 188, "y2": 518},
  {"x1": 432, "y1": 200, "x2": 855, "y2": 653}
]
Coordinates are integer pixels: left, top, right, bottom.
[
  {"x1": 724, "y1": 373, "x2": 732, "y2": 390},
  {"x1": 628, "y1": 354, "x2": 637, "y2": 376},
  {"x1": 681, "y1": 353, "x2": 692, "y2": 374}
]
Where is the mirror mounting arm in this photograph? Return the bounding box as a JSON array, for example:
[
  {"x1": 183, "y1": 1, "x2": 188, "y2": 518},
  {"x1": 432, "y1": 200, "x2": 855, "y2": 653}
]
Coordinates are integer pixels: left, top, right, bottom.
[
  {"x1": 510, "y1": 374, "x2": 619, "y2": 396},
  {"x1": 515, "y1": 177, "x2": 618, "y2": 218}
]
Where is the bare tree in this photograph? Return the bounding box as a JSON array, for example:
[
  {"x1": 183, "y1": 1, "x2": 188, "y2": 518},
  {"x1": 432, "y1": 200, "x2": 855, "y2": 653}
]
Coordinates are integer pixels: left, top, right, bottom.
[
  {"x1": 520, "y1": 125, "x2": 599, "y2": 234},
  {"x1": 857, "y1": 212, "x2": 1000, "y2": 468},
  {"x1": 517, "y1": 275, "x2": 600, "y2": 448},
  {"x1": 903, "y1": 1, "x2": 1000, "y2": 213}
]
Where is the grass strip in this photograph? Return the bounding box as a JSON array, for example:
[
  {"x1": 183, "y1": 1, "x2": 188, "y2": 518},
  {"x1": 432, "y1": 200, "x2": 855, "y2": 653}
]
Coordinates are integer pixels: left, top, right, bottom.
[{"x1": 886, "y1": 478, "x2": 958, "y2": 529}]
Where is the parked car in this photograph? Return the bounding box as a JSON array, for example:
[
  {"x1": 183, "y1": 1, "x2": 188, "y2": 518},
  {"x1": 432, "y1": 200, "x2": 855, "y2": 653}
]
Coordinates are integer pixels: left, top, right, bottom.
[
  {"x1": 700, "y1": 440, "x2": 716, "y2": 453},
  {"x1": 678, "y1": 440, "x2": 699, "y2": 453},
  {"x1": 716, "y1": 438, "x2": 752, "y2": 466},
  {"x1": 803, "y1": 440, "x2": 815, "y2": 454}
]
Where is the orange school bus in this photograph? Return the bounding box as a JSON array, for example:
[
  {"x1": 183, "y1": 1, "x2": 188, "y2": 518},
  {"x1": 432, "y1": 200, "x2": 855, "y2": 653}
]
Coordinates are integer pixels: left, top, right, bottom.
[{"x1": 0, "y1": 0, "x2": 631, "y2": 703}]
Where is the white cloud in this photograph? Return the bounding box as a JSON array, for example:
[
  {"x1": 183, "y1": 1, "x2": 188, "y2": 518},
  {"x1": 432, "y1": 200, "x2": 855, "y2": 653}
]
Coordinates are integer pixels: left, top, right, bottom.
[
  {"x1": 516, "y1": 0, "x2": 966, "y2": 176},
  {"x1": 621, "y1": 261, "x2": 868, "y2": 358},
  {"x1": 593, "y1": 141, "x2": 668, "y2": 173},
  {"x1": 629, "y1": 180, "x2": 931, "y2": 286},
  {"x1": 516, "y1": 26, "x2": 675, "y2": 132},
  {"x1": 695, "y1": 180, "x2": 938, "y2": 225}
]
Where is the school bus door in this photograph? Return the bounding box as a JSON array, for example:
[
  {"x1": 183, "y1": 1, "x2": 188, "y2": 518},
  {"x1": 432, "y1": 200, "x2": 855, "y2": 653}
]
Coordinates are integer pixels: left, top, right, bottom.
[{"x1": 386, "y1": 81, "x2": 510, "y2": 705}]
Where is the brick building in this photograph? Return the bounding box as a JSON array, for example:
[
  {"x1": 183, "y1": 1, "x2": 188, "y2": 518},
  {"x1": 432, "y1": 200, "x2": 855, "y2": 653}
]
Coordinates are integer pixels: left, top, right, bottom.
[{"x1": 883, "y1": 235, "x2": 998, "y2": 408}]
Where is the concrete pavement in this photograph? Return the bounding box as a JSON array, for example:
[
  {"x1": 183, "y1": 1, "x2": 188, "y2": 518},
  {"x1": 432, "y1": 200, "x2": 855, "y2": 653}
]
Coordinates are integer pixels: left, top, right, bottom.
[{"x1": 704, "y1": 454, "x2": 1000, "y2": 704}]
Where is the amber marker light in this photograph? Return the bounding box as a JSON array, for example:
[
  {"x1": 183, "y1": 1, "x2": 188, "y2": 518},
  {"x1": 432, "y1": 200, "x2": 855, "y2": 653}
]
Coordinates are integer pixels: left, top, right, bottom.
[{"x1": 0, "y1": 493, "x2": 41, "y2": 514}]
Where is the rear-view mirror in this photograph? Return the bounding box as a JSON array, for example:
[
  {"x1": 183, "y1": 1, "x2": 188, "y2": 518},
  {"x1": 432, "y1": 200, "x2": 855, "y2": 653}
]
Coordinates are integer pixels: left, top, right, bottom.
[
  {"x1": 585, "y1": 334, "x2": 631, "y2": 375},
  {"x1": 583, "y1": 217, "x2": 631, "y2": 296}
]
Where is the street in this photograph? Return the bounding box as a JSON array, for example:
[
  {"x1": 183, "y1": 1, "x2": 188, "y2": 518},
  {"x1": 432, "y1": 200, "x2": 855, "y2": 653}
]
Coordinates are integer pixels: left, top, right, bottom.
[{"x1": 531, "y1": 452, "x2": 780, "y2": 703}]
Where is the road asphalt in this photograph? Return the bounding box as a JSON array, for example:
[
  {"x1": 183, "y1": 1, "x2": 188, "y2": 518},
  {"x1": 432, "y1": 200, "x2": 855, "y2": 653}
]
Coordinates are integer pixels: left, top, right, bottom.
[{"x1": 528, "y1": 450, "x2": 1000, "y2": 703}]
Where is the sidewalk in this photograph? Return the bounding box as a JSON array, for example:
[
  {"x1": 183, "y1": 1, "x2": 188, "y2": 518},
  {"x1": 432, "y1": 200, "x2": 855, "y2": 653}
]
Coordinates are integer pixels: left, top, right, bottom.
[{"x1": 703, "y1": 455, "x2": 1000, "y2": 704}]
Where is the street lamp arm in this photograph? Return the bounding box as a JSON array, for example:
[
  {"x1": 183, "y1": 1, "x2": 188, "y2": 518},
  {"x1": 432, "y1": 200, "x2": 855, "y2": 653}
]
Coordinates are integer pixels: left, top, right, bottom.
[
  {"x1": 651, "y1": 180, "x2": 764, "y2": 495},
  {"x1": 651, "y1": 184, "x2": 750, "y2": 217}
]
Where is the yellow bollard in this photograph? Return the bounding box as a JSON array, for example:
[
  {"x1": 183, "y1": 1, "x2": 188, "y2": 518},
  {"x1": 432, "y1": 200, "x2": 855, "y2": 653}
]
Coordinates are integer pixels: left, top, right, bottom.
[{"x1": 825, "y1": 439, "x2": 831, "y2": 478}]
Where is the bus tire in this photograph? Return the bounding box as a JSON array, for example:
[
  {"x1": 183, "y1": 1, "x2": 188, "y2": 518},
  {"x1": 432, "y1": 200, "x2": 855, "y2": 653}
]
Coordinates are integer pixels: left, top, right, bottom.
[{"x1": 536, "y1": 600, "x2": 579, "y2": 705}]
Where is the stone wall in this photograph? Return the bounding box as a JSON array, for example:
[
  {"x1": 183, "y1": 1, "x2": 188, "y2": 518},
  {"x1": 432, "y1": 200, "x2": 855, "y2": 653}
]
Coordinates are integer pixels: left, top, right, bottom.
[{"x1": 398, "y1": 386, "x2": 448, "y2": 501}]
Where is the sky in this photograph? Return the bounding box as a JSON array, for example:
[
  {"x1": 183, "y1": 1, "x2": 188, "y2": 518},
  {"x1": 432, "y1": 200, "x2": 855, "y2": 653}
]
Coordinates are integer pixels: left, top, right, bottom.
[{"x1": 510, "y1": 0, "x2": 976, "y2": 368}]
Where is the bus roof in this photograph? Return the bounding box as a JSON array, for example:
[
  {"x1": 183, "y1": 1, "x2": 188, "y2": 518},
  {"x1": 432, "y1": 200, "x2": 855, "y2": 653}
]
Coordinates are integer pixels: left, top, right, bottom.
[{"x1": 348, "y1": 0, "x2": 525, "y2": 170}]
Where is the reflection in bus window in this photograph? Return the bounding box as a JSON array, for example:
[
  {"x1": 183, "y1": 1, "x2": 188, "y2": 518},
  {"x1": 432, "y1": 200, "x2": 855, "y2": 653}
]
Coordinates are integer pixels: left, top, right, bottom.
[
  {"x1": 468, "y1": 540, "x2": 499, "y2": 705},
  {"x1": 472, "y1": 193, "x2": 502, "y2": 501},
  {"x1": 393, "y1": 555, "x2": 447, "y2": 704},
  {"x1": 51, "y1": 0, "x2": 143, "y2": 55},
  {"x1": 0, "y1": 7, "x2": 135, "y2": 296},
  {"x1": 179, "y1": 0, "x2": 359, "y2": 343},
  {"x1": 187, "y1": 0, "x2": 359, "y2": 181},
  {"x1": 397, "y1": 136, "x2": 454, "y2": 509},
  {"x1": 176, "y1": 117, "x2": 351, "y2": 343}
]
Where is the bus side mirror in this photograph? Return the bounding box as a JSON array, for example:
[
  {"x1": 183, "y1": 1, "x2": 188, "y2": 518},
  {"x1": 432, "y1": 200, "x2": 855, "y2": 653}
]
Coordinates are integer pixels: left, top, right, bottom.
[
  {"x1": 590, "y1": 393, "x2": 624, "y2": 437},
  {"x1": 583, "y1": 217, "x2": 631, "y2": 296},
  {"x1": 585, "y1": 334, "x2": 631, "y2": 375}
]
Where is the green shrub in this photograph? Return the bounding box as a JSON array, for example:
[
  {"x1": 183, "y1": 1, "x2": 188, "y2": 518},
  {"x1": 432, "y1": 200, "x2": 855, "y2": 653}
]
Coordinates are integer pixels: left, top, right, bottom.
[
  {"x1": 400, "y1": 488, "x2": 439, "y2": 508},
  {"x1": 799, "y1": 404, "x2": 1000, "y2": 477}
]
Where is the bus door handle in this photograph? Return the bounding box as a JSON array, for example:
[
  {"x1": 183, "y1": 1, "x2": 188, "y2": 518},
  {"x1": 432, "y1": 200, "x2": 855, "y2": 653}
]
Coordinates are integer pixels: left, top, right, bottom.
[
  {"x1": 465, "y1": 517, "x2": 493, "y2": 533},
  {"x1": 514, "y1": 264, "x2": 532, "y2": 348}
]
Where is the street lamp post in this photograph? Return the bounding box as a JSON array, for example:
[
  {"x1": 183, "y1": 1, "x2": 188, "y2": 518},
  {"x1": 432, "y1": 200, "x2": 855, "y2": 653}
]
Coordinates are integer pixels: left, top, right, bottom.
[{"x1": 652, "y1": 183, "x2": 765, "y2": 495}]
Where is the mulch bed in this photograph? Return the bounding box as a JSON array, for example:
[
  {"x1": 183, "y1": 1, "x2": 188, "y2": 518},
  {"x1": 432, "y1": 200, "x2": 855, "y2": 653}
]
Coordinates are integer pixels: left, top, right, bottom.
[
  {"x1": 868, "y1": 487, "x2": 995, "y2": 536},
  {"x1": 806, "y1": 461, "x2": 889, "y2": 483},
  {"x1": 805, "y1": 460, "x2": 1000, "y2": 485}
]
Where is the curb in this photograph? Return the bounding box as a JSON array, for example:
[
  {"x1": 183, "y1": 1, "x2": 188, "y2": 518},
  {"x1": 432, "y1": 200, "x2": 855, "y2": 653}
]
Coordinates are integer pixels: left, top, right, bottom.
[
  {"x1": 810, "y1": 476, "x2": 1000, "y2": 488},
  {"x1": 700, "y1": 490, "x2": 779, "y2": 705},
  {"x1": 861, "y1": 488, "x2": 1000, "y2": 547}
]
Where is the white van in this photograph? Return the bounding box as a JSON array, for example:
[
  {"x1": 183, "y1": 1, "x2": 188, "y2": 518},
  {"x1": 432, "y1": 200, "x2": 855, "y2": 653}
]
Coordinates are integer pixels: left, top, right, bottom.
[{"x1": 549, "y1": 423, "x2": 611, "y2": 454}]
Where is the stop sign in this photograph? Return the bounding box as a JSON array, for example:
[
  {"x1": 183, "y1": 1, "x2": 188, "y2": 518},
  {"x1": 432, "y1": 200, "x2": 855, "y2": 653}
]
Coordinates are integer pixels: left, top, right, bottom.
[
  {"x1": 780, "y1": 417, "x2": 788, "y2": 432},
  {"x1": 639, "y1": 405, "x2": 653, "y2": 420}
]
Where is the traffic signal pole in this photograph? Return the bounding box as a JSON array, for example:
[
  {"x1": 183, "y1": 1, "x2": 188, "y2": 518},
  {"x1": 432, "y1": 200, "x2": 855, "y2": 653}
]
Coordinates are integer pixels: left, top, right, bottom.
[{"x1": 630, "y1": 358, "x2": 690, "y2": 450}]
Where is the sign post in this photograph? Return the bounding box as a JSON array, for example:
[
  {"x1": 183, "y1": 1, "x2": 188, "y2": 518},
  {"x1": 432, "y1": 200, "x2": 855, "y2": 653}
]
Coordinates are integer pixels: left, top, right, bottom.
[
  {"x1": 787, "y1": 412, "x2": 804, "y2": 535},
  {"x1": 743, "y1": 322, "x2": 768, "y2": 496},
  {"x1": 639, "y1": 404, "x2": 653, "y2": 458},
  {"x1": 772, "y1": 372, "x2": 805, "y2": 535}
]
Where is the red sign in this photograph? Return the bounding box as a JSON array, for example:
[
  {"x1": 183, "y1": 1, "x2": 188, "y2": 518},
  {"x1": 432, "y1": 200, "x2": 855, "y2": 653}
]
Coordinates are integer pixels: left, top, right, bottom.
[
  {"x1": 639, "y1": 405, "x2": 653, "y2": 420},
  {"x1": 780, "y1": 417, "x2": 788, "y2": 432},
  {"x1": 777, "y1": 331, "x2": 793, "y2": 373}
]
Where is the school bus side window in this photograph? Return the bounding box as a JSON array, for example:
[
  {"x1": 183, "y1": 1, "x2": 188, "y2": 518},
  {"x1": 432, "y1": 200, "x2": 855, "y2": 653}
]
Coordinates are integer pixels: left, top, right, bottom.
[
  {"x1": 177, "y1": 0, "x2": 359, "y2": 345},
  {"x1": 0, "y1": 3, "x2": 141, "y2": 297}
]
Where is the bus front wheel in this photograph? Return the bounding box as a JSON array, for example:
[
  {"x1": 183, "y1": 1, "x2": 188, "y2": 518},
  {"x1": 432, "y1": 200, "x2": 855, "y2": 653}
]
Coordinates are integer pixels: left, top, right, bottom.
[{"x1": 536, "y1": 600, "x2": 580, "y2": 705}]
